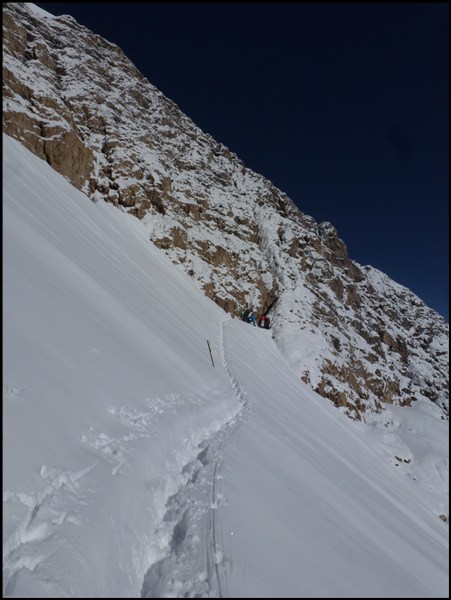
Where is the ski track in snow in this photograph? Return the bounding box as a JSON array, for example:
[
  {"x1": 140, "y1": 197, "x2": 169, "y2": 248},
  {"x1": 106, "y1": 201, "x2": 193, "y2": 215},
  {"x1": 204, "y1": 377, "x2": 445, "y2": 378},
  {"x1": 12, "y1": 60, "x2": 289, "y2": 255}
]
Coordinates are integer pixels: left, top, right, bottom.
[{"x1": 141, "y1": 318, "x2": 248, "y2": 598}]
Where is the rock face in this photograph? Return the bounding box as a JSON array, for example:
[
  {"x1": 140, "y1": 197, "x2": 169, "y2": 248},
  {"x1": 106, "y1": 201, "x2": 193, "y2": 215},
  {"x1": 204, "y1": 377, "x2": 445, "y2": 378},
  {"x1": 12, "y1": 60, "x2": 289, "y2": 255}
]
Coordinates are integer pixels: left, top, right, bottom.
[{"x1": 3, "y1": 2, "x2": 449, "y2": 420}]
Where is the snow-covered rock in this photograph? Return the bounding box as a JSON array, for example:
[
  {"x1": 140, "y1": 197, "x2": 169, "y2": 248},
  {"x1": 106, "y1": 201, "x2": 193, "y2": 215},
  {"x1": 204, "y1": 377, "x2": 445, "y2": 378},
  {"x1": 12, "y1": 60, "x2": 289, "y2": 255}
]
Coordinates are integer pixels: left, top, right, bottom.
[{"x1": 3, "y1": 2, "x2": 448, "y2": 421}]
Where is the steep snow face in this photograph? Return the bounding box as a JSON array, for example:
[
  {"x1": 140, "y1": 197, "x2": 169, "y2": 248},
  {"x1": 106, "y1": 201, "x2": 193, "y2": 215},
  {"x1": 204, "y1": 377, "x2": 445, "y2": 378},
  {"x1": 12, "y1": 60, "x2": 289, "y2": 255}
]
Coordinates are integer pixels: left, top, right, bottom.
[
  {"x1": 2, "y1": 2, "x2": 449, "y2": 421},
  {"x1": 3, "y1": 133, "x2": 239, "y2": 597},
  {"x1": 3, "y1": 133, "x2": 448, "y2": 598}
]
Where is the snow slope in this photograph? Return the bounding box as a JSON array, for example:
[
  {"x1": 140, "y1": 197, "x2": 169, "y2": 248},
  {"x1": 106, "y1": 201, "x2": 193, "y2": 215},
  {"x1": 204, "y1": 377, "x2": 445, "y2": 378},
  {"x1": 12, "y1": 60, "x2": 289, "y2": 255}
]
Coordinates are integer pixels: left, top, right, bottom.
[
  {"x1": 3, "y1": 133, "x2": 239, "y2": 597},
  {"x1": 3, "y1": 134, "x2": 449, "y2": 597}
]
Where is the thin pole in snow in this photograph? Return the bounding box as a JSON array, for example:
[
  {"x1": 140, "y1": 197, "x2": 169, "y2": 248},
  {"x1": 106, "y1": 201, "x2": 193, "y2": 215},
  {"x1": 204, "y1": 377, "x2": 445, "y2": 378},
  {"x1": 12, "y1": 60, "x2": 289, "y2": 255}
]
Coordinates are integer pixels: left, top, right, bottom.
[{"x1": 207, "y1": 340, "x2": 215, "y2": 367}]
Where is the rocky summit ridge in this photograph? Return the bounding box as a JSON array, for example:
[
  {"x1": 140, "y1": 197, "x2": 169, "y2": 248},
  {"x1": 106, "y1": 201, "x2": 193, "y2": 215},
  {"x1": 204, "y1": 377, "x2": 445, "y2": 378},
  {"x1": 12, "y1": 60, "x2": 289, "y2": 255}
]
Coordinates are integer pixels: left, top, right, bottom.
[{"x1": 3, "y1": 2, "x2": 448, "y2": 421}]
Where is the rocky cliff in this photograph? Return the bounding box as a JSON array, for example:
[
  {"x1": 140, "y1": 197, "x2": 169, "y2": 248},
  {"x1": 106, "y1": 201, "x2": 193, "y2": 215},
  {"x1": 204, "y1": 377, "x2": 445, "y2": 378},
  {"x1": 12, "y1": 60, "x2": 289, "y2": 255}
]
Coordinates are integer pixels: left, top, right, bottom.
[{"x1": 3, "y1": 2, "x2": 448, "y2": 420}]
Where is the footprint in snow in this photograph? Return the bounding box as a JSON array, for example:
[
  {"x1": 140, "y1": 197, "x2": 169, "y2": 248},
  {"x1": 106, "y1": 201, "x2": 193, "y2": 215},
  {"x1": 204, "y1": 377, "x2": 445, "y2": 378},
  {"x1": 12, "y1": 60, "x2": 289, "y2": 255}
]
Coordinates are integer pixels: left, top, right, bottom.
[{"x1": 3, "y1": 383, "x2": 30, "y2": 398}]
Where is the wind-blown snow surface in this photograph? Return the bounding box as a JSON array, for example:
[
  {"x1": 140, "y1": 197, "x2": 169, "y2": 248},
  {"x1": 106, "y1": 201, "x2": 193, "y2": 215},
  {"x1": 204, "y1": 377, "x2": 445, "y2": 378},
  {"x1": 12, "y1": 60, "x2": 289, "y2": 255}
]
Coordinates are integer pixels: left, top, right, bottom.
[{"x1": 3, "y1": 134, "x2": 448, "y2": 597}]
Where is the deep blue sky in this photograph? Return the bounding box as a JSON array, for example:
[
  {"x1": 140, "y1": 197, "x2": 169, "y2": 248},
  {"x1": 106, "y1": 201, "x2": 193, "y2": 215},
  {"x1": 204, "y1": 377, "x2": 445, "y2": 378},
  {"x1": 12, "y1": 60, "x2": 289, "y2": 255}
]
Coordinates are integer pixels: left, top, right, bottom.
[{"x1": 36, "y1": 3, "x2": 449, "y2": 321}]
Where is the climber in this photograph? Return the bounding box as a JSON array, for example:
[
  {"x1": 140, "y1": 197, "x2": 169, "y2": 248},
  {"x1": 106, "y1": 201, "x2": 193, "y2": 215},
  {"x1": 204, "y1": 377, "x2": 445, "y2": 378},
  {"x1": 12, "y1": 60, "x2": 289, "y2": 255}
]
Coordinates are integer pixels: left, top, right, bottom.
[
  {"x1": 248, "y1": 308, "x2": 257, "y2": 326},
  {"x1": 241, "y1": 308, "x2": 249, "y2": 322},
  {"x1": 259, "y1": 314, "x2": 266, "y2": 328},
  {"x1": 264, "y1": 315, "x2": 271, "y2": 329}
]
